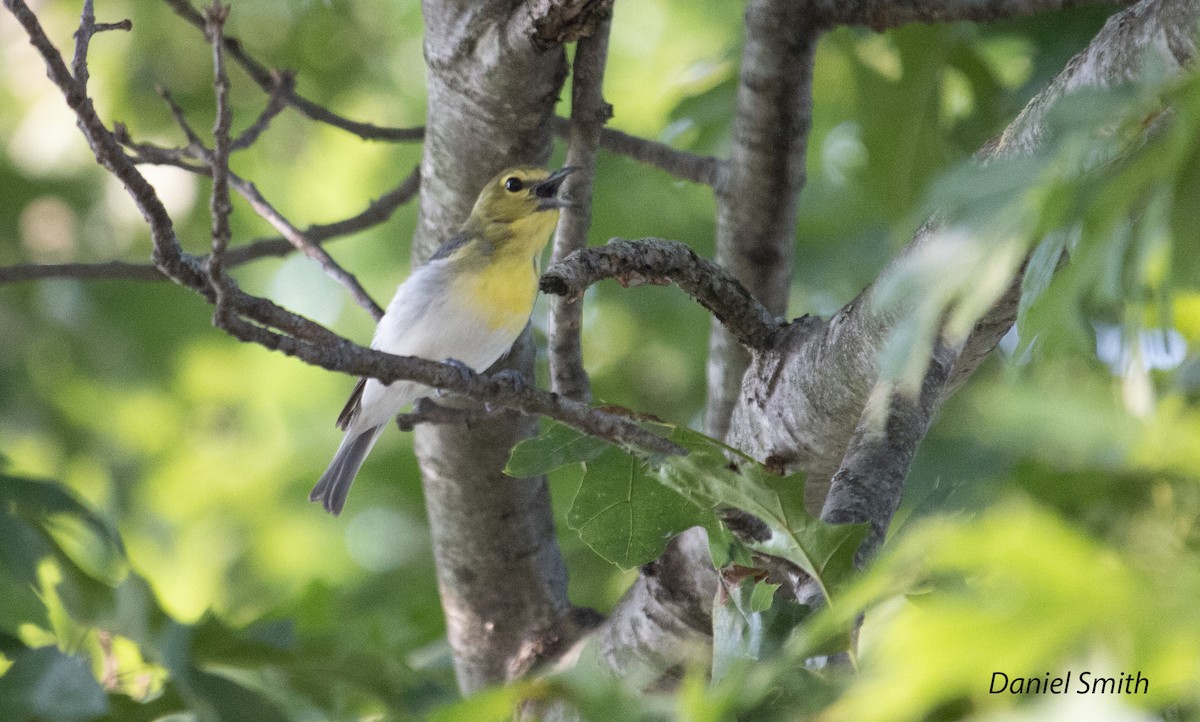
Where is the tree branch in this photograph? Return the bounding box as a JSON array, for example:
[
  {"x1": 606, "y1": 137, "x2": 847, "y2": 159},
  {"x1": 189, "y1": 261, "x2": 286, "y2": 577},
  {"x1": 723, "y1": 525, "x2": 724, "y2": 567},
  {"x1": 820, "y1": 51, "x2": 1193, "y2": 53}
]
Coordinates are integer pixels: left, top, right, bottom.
[
  {"x1": 0, "y1": 261, "x2": 166, "y2": 284},
  {"x1": 162, "y1": 0, "x2": 424, "y2": 142},
  {"x1": 71, "y1": 0, "x2": 130, "y2": 89},
  {"x1": 413, "y1": 0, "x2": 583, "y2": 692},
  {"x1": 706, "y1": 2, "x2": 819, "y2": 440},
  {"x1": 550, "y1": 116, "x2": 723, "y2": 187},
  {"x1": 547, "y1": 13, "x2": 612, "y2": 402},
  {"x1": 230, "y1": 69, "x2": 294, "y2": 151},
  {"x1": 541, "y1": 238, "x2": 783, "y2": 351},
  {"x1": 819, "y1": 344, "x2": 954, "y2": 564},
  {"x1": 810, "y1": 0, "x2": 1134, "y2": 30},
  {"x1": 203, "y1": 0, "x2": 235, "y2": 321},
  {"x1": 0, "y1": 168, "x2": 420, "y2": 287},
  {"x1": 122, "y1": 109, "x2": 386, "y2": 319},
  {"x1": 225, "y1": 173, "x2": 384, "y2": 320},
  {"x1": 731, "y1": 0, "x2": 1199, "y2": 521}
]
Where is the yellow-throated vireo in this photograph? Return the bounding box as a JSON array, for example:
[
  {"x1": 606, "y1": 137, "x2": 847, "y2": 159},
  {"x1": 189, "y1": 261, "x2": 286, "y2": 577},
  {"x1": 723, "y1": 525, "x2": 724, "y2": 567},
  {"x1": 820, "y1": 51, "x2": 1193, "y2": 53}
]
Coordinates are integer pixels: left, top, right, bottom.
[{"x1": 311, "y1": 166, "x2": 576, "y2": 515}]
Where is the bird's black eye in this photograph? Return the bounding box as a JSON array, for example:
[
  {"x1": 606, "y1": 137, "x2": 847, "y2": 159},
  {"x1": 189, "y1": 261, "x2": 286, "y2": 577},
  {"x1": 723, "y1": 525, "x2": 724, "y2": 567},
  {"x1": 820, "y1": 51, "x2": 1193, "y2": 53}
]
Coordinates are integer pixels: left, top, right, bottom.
[{"x1": 504, "y1": 177, "x2": 523, "y2": 192}]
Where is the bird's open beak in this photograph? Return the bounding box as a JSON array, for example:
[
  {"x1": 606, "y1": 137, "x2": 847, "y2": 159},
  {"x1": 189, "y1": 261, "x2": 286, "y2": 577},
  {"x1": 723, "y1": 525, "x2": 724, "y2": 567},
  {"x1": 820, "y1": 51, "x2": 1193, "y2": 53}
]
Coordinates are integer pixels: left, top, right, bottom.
[{"x1": 534, "y1": 166, "x2": 579, "y2": 211}]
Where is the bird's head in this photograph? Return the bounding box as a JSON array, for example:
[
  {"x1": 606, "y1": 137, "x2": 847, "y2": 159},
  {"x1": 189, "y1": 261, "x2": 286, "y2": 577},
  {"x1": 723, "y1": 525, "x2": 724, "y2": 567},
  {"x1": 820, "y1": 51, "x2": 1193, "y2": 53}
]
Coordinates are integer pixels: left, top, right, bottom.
[{"x1": 468, "y1": 166, "x2": 577, "y2": 225}]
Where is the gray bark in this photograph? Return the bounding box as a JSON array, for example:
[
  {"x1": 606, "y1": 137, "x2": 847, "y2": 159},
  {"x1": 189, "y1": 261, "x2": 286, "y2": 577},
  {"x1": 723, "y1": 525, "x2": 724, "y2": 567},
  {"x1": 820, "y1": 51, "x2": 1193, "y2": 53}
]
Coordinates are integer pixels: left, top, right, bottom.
[
  {"x1": 413, "y1": 0, "x2": 579, "y2": 693},
  {"x1": 705, "y1": 1, "x2": 818, "y2": 440},
  {"x1": 596, "y1": 0, "x2": 1199, "y2": 682}
]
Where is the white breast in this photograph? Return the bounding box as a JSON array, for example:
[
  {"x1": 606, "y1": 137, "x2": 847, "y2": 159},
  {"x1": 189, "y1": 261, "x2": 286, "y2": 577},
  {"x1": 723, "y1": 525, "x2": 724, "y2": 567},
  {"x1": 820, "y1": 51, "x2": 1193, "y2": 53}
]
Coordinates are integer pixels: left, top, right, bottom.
[{"x1": 349, "y1": 259, "x2": 526, "y2": 432}]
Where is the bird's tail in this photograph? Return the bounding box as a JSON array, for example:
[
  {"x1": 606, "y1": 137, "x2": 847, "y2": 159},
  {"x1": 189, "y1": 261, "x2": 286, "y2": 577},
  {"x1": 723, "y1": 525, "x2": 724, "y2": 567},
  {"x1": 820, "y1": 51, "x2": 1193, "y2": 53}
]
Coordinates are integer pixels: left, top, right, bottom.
[{"x1": 310, "y1": 425, "x2": 385, "y2": 515}]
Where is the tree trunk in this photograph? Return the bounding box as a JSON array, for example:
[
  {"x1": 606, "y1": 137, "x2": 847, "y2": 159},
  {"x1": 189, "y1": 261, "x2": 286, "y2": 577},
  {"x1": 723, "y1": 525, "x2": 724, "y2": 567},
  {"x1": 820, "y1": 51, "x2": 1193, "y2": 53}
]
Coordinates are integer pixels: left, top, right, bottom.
[{"x1": 413, "y1": 0, "x2": 572, "y2": 692}]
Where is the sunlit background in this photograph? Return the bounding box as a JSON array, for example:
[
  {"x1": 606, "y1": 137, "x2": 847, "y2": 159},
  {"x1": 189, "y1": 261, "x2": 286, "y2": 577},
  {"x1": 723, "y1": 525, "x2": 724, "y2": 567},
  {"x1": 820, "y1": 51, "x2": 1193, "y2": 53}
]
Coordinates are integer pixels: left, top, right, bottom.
[{"x1": 2, "y1": 0, "x2": 1199, "y2": 719}]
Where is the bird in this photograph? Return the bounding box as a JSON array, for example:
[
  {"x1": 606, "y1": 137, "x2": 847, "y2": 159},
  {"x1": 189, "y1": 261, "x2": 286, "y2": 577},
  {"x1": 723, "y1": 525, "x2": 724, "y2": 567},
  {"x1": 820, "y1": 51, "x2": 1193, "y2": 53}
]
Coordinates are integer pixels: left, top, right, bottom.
[{"x1": 310, "y1": 165, "x2": 577, "y2": 515}]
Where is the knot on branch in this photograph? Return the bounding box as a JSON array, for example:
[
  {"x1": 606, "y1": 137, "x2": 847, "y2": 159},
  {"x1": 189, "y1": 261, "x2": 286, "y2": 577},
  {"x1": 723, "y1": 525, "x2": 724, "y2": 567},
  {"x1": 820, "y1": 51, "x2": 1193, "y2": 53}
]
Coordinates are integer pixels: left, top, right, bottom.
[
  {"x1": 525, "y1": 0, "x2": 615, "y2": 50},
  {"x1": 541, "y1": 238, "x2": 783, "y2": 350}
]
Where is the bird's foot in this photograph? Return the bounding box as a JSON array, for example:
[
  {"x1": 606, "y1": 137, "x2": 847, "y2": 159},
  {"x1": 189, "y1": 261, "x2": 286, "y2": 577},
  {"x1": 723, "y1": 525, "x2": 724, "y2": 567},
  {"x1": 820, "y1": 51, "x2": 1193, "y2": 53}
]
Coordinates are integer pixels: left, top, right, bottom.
[
  {"x1": 483, "y1": 369, "x2": 529, "y2": 412},
  {"x1": 491, "y1": 368, "x2": 529, "y2": 390},
  {"x1": 435, "y1": 358, "x2": 475, "y2": 397}
]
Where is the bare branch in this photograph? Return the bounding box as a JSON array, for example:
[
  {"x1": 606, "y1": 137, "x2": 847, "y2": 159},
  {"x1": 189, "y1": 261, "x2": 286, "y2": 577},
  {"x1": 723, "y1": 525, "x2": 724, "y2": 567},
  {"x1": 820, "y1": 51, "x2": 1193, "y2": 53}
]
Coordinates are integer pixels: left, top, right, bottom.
[
  {"x1": 203, "y1": 0, "x2": 235, "y2": 320},
  {"x1": 156, "y1": 85, "x2": 207, "y2": 151},
  {"x1": 547, "y1": 12, "x2": 612, "y2": 402},
  {"x1": 223, "y1": 167, "x2": 420, "y2": 266},
  {"x1": 137, "y1": 90, "x2": 387, "y2": 319},
  {"x1": 217, "y1": 304, "x2": 686, "y2": 454},
  {"x1": 0, "y1": 168, "x2": 421, "y2": 286},
  {"x1": 0, "y1": 261, "x2": 165, "y2": 284},
  {"x1": 162, "y1": 0, "x2": 424, "y2": 142},
  {"x1": 4, "y1": 0, "x2": 205, "y2": 294},
  {"x1": 707, "y1": 2, "x2": 819, "y2": 439},
  {"x1": 810, "y1": 0, "x2": 1133, "y2": 30},
  {"x1": 226, "y1": 173, "x2": 384, "y2": 320},
  {"x1": 542, "y1": 238, "x2": 782, "y2": 351},
  {"x1": 71, "y1": 0, "x2": 130, "y2": 88},
  {"x1": 551, "y1": 116, "x2": 723, "y2": 186},
  {"x1": 231, "y1": 69, "x2": 294, "y2": 151}
]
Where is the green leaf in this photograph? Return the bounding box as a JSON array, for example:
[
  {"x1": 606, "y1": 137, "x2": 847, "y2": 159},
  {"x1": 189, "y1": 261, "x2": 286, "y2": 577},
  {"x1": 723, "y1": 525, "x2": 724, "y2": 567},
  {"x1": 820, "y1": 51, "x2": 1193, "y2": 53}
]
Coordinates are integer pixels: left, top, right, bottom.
[
  {"x1": 748, "y1": 580, "x2": 781, "y2": 614},
  {"x1": 654, "y1": 426, "x2": 868, "y2": 600},
  {"x1": 190, "y1": 615, "x2": 295, "y2": 668},
  {"x1": 429, "y1": 683, "x2": 526, "y2": 722},
  {"x1": 505, "y1": 422, "x2": 611, "y2": 477},
  {"x1": 0, "y1": 475, "x2": 130, "y2": 634},
  {"x1": 0, "y1": 475, "x2": 124, "y2": 559},
  {"x1": 186, "y1": 668, "x2": 291, "y2": 722},
  {"x1": 0, "y1": 645, "x2": 109, "y2": 722},
  {"x1": 568, "y1": 447, "x2": 712, "y2": 570},
  {"x1": 712, "y1": 578, "x2": 809, "y2": 684},
  {"x1": 705, "y1": 522, "x2": 754, "y2": 570}
]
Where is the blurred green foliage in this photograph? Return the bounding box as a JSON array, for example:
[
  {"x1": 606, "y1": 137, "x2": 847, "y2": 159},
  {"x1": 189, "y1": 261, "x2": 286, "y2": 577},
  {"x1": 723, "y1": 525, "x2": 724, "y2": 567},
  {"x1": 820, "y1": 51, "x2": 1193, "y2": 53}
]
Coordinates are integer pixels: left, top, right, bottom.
[{"x1": 3, "y1": 0, "x2": 1199, "y2": 719}]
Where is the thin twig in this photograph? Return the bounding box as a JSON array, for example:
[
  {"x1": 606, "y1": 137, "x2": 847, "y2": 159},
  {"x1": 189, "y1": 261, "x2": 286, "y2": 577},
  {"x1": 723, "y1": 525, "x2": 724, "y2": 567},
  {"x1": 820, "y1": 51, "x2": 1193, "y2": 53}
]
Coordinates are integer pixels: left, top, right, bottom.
[
  {"x1": 547, "y1": 13, "x2": 612, "y2": 403},
  {"x1": 204, "y1": 0, "x2": 235, "y2": 320},
  {"x1": 162, "y1": 0, "x2": 424, "y2": 142},
  {"x1": 226, "y1": 172, "x2": 384, "y2": 320},
  {"x1": 0, "y1": 260, "x2": 165, "y2": 283},
  {"x1": 70, "y1": 0, "x2": 132, "y2": 89},
  {"x1": 0, "y1": 167, "x2": 421, "y2": 286},
  {"x1": 551, "y1": 116, "x2": 723, "y2": 187},
  {"x1": 223, "y1": 167, "x2": 420, "y2": 266},
  {"x1": 542, "y1": 238, "x2": 783, "y2": 350},
  {"x1": 809, "y1": 0, "x2": 1132, "y2": 30},
  {"x1": 156, "y1": 85, "x2": 206, "y2": 150},
  {"x1": 71, "y1": 0, "x2": 95, "y2": 85},
  {"x1": 148, "y1": 88, "x2": 385, "y2": 319},
  {"x1": 231, "y1": 69, "x2": 294, "y2": 151}
]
